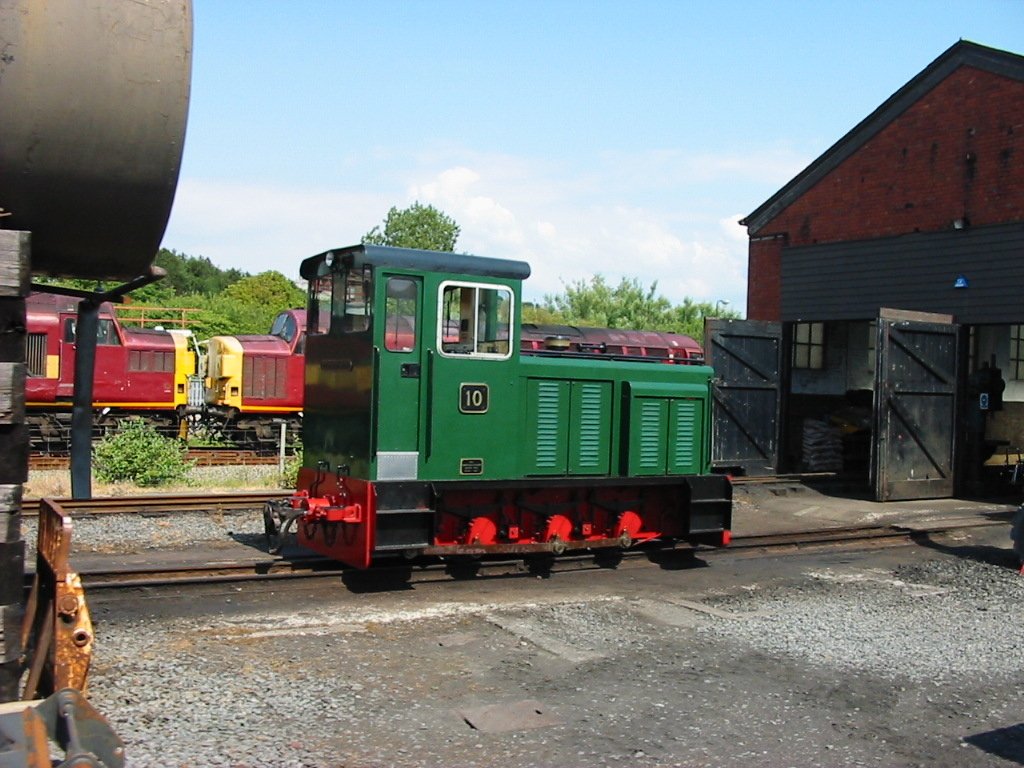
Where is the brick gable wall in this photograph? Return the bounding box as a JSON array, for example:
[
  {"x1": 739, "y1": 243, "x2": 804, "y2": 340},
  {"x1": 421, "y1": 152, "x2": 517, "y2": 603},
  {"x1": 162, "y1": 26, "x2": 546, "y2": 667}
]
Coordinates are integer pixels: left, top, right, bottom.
[{"x1": 746, "y1": 65, "x2": 1024, "y2": 320}]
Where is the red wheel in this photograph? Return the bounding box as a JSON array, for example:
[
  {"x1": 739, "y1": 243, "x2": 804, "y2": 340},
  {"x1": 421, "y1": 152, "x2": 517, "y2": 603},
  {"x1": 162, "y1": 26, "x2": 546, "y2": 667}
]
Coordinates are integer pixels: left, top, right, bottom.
[
  {"x1": 543, "y1": 514, "x2": 573, "y2": 543},
  {"x1": 465, "y1": 516, "x2": 498, "y2": 545},
  {"x1": 614, "y1": 510, "x2": 642, "y2": 546}
]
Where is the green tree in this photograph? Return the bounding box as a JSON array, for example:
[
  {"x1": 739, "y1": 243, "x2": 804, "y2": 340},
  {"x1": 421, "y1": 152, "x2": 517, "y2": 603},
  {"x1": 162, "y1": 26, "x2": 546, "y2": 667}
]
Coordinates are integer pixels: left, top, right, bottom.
[
  {"x1": 363, "y1": 202, "x2": 460, "y2": 251},
  {"x1": 219, "y1": 271, "x2": 307, "y2": 334},
  {"x1": 669, "y1": 298, "x2": 741, "y2": 342},
  {"x1": 154, "y1": 249, "x2": 246, "y2": 295},
  {"x1": 540, "y1": 275, "x2": 672, "y2": 330},
  {"x1": 534, "y1": 275, "x2": 740, "y2": 343}
]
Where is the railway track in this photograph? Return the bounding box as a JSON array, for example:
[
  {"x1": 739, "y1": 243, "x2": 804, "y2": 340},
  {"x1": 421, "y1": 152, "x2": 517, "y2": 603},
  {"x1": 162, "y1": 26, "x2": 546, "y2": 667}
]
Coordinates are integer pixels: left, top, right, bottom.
[
  {"x1": 20, "y1": 473, "x2": 825, "y2": 516},
  {"x1": 29, "y1": 449, "x2": 283, "y2": 470},
  {"x1": 21, "y1": 491, "x2": 291, "y2": 517},
  {"x1": 71, "y1": 515, "x2": 1008, "y2": 590}
]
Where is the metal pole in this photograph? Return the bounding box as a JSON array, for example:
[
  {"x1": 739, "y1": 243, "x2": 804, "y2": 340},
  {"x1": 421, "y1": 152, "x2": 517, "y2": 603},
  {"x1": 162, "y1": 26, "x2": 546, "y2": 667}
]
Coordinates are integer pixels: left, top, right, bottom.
[
  {"x1": 70, "y1": 300, "x2": 99, "y2": 499},
  {"x1": 35, "y1": 266, "x2": 168, "y2": 502},
  {"x1": 278, "y1": 421, "x2": 287, "y2": 476}
]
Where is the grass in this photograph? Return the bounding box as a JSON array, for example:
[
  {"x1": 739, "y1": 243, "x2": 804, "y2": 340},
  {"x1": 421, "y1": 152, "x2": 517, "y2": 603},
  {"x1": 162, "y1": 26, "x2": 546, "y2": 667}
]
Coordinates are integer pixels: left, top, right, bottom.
[{"x1": 26, "y1": 465, "x2": 289, "y2": 498}]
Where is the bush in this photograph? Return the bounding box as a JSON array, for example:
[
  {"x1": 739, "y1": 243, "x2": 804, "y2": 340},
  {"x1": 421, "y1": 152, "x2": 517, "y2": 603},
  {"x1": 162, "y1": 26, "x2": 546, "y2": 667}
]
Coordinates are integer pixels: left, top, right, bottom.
[
  {"x1": 279, "y1": 444, "x2": 303, "y2": 489},
  {"x1": 93, "y1": 418, "x2": 194, "y2": 486}
]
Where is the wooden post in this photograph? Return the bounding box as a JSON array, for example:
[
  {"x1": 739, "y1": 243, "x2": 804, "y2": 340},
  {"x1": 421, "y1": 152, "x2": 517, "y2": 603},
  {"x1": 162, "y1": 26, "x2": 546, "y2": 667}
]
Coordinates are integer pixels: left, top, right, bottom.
[{"x1": 0, "y1": 231, "x2": 30, "y2": 702}]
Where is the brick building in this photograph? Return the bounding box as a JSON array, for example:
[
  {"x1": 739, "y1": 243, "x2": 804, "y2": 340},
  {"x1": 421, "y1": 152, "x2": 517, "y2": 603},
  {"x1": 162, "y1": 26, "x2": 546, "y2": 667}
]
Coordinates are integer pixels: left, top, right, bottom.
[{"x1": 710, "y1": 41, "x2": 1024, "y2": 500}]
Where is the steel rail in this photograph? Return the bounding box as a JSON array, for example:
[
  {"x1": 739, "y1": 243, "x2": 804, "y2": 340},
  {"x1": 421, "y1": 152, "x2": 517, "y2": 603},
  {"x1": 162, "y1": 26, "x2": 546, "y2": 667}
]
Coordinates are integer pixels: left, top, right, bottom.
[
  {"x1": 70, "y1": 516, "x2": 1007, "y2": 590},
  {"x1": 21, "y1": 491, "x2": 292, "y2": 518},
  {"x1": 30, "y1": 450, "x2": 282, "y2": 471}
]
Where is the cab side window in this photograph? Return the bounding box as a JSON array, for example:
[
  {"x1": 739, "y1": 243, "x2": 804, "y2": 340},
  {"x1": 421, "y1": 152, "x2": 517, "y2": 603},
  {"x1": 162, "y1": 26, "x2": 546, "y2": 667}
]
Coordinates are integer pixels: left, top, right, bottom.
[
  {"x1": 63, "y1": 317, "x2": 120, "y2": 345},
  {"x1": 439, "y1": 282, "x2": 512, "y2": 358}
]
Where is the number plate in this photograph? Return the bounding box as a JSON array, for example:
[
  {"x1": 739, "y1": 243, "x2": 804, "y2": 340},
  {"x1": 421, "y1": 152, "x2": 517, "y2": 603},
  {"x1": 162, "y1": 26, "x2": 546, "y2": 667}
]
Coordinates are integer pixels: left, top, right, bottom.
[
  {"x1": 459, "y1": 383, "x2": 489, "y2": 413},
  {"x1": 460, "y1": 458, "x2": 484, "y2": 475}
]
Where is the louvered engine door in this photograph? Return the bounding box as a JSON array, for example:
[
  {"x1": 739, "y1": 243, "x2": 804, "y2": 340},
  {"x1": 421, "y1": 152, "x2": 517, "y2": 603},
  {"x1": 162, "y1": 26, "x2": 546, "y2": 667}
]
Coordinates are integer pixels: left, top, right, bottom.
[{"x1": 526, "y1": 379, "x2": 611, "y2": 476}]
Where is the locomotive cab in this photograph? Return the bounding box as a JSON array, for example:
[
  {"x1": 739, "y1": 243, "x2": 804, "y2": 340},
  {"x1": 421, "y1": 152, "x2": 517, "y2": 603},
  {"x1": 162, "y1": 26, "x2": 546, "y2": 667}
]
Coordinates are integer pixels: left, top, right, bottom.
[
  {"x1": 300, "y1": 246, "x2": 528, "y2": 486},
  {"x1": 283, "y1": 244, "x2": 732, "y2": 570}
]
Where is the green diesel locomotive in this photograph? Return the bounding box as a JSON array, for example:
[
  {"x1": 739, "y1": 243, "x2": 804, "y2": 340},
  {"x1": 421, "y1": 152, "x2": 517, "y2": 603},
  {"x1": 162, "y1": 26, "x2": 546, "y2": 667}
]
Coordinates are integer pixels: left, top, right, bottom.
[{"x1": 267, "y1": 244, "x2": 731, "y2": 569}]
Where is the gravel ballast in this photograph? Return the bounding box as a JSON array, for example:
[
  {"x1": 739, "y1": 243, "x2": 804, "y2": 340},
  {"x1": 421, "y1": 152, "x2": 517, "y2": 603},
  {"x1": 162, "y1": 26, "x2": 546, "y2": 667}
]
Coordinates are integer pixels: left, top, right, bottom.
[{"x1": 66, "y1": 531, "x2": 1024, "y2": 767}]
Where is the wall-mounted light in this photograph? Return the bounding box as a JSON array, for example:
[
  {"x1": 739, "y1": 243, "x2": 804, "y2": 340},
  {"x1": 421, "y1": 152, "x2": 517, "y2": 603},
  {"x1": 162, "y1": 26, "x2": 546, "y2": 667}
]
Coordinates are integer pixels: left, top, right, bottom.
[{"x1": 952, "y1": 217, "x2": 970, "y2": 230}]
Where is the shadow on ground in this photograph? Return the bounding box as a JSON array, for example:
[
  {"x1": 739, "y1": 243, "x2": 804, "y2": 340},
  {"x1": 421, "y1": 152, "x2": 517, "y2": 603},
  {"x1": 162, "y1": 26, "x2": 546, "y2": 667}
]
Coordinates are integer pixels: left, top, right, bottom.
[{"x1": 965, "y1": 723, "x2": 1024, "y2": 765}]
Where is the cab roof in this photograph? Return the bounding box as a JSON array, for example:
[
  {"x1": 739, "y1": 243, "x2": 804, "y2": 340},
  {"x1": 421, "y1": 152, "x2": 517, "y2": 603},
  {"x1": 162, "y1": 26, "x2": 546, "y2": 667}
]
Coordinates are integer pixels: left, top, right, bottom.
[{"x1": 299, "y1": 244, "x2": 531, "y2": 282}]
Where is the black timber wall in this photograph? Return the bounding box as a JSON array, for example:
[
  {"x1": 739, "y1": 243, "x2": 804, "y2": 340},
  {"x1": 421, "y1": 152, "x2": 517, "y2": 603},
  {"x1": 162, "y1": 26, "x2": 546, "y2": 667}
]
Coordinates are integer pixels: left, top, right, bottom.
[
  {"x1": 0, "y1": 231, "x2": 28, "y2": 701},
  {"x1": 781, "y1": 222, "x2": 1024, "y2": 323}
]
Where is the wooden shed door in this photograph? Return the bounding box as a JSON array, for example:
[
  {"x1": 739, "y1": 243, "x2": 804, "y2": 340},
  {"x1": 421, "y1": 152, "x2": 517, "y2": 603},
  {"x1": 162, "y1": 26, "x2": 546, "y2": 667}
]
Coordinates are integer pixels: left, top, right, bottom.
[
  {"x1": 705, "y1": 319, "x2": 782, "y2": 476},
  {"x1": 872, "y1": 309, "x2": 958, "y2": 501}
]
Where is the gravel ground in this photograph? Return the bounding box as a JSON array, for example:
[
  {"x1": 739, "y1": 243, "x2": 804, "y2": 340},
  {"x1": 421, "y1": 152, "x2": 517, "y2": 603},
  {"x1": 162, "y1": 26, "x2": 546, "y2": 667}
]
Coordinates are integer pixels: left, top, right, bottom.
[
  {"x1": 15, "y1": 483, "x2": 1024, "y2": 766},
  {"x1": 21, "y1": 466, "x2": 278, "y2": 559},
  {"x1": 73, "y1": 534, "x2": 1024, "y2": 768},
  {"x1": 21, "y1": 507, "x2": 268, "y2": 559},
  {"x1": 700, "y1": 558, "x2": 1024, "y2": 683}
]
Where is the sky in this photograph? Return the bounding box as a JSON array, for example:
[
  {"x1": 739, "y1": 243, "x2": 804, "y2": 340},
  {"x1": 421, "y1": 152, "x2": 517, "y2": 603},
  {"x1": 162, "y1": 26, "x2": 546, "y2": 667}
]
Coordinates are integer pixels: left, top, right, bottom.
[{"x1": 161, "y1": 1, "x2": 1024, "y2": 313}]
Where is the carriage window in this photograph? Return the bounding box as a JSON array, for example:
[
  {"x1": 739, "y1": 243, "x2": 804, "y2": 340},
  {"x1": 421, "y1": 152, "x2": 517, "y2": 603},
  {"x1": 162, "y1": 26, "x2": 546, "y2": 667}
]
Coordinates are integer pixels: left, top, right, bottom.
[
  {"x1": 384, "y1": 277, "x2": 418, "y2": 352},
  {"x1": 307, "y1": 275, "x2": 332, "y2": 335},
  {"x1": 335, "y1": 266, "x2": 372, "y2": 334},
  {"x1": 438, "y1": 282, "x2": 512, "y2": 359}
]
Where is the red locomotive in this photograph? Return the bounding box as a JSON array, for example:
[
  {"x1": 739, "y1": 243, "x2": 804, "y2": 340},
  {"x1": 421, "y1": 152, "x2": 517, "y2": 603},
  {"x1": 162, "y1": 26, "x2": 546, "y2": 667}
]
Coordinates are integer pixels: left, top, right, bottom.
[
  {"x1": 202, "y1": 309, "x2": 306, "y2": 446},
  {"x1": 25, "y1": 293, "x2": 196, "y2": 451}
]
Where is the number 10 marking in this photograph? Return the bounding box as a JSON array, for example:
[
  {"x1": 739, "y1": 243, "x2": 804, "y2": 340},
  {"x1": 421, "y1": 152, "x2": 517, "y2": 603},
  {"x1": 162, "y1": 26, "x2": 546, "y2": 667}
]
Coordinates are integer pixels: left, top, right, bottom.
[{"x1": 459, "y1": 383, "x2": 489, "y2": 413}]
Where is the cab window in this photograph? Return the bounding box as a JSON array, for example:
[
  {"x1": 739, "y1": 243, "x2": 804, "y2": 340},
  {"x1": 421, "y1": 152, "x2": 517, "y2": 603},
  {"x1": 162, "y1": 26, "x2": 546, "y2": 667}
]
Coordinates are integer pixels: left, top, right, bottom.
[
  {"x1": 438, "y1": 282, "x2": 512, "y2": 358},
  {"x1": 271, "y1": 312, "x2": 298, "y2": 343},
  {"x1": 97, "y1": 319, "x2": 120, "y2": 346},
  {"x1": 62, "y1": 317, "x2": 121, "y2": 345},
  {"x1": 307, "y1": 276, "x2": 332, "y2": 335},
  {"x1": 384, "y1": 277, "x2": 418, "y2": 353},
  {"x1": 335, "y1": 266, "x2": 372, "y2": 334}
]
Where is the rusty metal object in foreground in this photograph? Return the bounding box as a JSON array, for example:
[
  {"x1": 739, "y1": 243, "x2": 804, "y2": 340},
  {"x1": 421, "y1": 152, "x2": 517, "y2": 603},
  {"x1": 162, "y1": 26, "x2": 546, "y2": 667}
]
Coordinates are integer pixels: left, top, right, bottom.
[
  {"x1": 0, "y1": 688, "x2": 124, "y2": 768},
  {"x1": 20, "y1": 499, "x2": 93, "y2": 699},
  {"x1": 0, "y1": 0, "x2": 192, "y2": 279}
]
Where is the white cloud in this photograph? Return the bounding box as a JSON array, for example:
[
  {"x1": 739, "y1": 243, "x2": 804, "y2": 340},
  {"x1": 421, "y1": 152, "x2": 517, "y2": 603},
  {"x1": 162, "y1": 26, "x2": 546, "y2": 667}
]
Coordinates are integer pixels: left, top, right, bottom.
[
  {"x1": 161, "y1": 145, "x2": 791, "y2": 312},
  {"x1": 162, "y1": 179, "x2": 394, "y2": 277}
]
